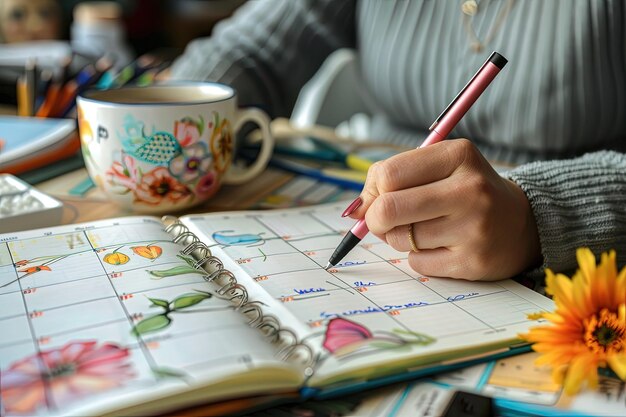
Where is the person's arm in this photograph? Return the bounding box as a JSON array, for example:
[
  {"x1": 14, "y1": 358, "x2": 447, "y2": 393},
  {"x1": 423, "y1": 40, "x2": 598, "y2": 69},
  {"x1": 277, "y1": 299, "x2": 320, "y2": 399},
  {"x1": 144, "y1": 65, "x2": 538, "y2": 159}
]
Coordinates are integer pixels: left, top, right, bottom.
[
  {"x1": 506, "y1": 150, "x2": 626, "y2": 275},
  {"x1": 170, "y1": 0, "x2": 356, "y2": 117},
  {"x1": 346, "y1": 139, "x2": 626, "y2": 282},
  {"x1": 347, "y1": 139, "x2": 542, "y2": 281}
]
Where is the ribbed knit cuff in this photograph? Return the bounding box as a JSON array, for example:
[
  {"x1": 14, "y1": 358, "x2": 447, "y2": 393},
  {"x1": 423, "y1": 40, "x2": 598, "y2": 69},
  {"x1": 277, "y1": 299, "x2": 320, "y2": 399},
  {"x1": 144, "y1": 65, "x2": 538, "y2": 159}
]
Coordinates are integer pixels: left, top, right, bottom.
[{"x1": 506, "y1": 151, "x2": 626, "y2": 280}]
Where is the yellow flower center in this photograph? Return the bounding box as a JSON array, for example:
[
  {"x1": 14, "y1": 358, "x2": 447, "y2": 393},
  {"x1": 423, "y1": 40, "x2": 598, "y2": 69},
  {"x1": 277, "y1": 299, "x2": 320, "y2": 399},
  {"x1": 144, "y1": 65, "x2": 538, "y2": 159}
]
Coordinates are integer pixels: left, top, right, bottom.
[{"x1": 583, "y1": 308, "x2": 625, "y2": 354}]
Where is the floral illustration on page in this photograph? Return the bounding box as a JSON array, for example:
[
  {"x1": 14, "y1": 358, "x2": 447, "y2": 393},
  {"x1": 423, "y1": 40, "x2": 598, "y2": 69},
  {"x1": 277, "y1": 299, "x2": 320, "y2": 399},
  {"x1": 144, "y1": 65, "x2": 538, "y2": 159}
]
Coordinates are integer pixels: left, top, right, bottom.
[
  {"x1": 321, "y1": 317, "x2": 436, "y2": 361},
  {"x1": 131, "y1": 290, "x2": 214, "y2": 336},
  {"x1": 1, "y1": 341, "x2": 134, "y2": 415},
  {"x1": 211, "y1": 231, "x2": 265, "y2": 247}
]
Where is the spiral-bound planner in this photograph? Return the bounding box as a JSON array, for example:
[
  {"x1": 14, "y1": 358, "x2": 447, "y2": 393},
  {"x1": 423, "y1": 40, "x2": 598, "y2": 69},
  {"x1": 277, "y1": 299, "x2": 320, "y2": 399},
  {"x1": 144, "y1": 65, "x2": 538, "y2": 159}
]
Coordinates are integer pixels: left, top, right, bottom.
[{"x1": 0, "y1": 202, "x2": 554, "y2": 416}]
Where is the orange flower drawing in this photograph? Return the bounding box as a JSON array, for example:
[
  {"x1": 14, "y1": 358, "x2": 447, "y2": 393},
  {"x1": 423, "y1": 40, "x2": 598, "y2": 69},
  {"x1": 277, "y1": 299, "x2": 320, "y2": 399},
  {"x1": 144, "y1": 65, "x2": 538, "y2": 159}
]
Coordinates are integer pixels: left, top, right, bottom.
[
  {"x1": 18, "y1": 265, "x2": 52, "y2": 274},
  {"x1": 522, "y1": 248, "x2": 626, "y2": 395},
  {"x1": 1, "y1": 341, "x2": 134, "y2": 415},
  {"x1": 131, "y1": 245, "x2": 163, "y2": 260}
]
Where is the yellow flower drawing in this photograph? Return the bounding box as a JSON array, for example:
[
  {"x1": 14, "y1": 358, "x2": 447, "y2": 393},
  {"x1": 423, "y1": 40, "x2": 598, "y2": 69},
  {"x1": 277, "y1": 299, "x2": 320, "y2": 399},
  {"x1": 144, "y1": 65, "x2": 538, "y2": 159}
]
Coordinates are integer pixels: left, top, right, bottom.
[
  {"x1": 522, "y1": 248, "x2": 626, "y2": 395},
  {"x1": 103, "y1": 252, "x2": 130, "y2": 265}
]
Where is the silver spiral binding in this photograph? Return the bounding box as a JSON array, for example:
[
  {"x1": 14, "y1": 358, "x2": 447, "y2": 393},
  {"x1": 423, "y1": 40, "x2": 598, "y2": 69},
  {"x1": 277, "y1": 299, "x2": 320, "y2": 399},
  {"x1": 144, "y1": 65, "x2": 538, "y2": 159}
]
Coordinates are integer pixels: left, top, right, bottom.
[{"x1": 162, "y1": 216, "x2": 315, "y2": 368}]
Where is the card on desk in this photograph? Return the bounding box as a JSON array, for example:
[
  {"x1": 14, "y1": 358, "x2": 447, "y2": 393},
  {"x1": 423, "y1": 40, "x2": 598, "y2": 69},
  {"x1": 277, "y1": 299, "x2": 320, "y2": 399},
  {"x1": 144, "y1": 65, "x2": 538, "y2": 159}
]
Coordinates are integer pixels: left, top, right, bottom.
[
  {"x1": 0, "y1": 202, "x2": 555, "y2": 416},
  {"x1": 352, "y1": 351, "x2": 626, "y2": 417}
]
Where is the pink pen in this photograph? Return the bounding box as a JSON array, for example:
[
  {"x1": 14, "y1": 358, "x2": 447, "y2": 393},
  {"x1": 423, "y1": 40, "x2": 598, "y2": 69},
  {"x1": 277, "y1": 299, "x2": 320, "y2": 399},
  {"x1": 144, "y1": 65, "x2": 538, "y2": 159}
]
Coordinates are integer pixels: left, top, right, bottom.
[{"x1": 325, "y1": 51, "x2": 508, "y2": 269}]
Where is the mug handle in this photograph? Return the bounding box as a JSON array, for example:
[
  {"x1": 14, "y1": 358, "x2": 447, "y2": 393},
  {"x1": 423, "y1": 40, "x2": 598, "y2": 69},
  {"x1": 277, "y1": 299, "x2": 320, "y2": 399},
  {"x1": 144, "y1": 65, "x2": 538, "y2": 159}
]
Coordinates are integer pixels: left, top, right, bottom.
[{"x1": 222, "y1": 108, "x2": 275, "y2": 185}]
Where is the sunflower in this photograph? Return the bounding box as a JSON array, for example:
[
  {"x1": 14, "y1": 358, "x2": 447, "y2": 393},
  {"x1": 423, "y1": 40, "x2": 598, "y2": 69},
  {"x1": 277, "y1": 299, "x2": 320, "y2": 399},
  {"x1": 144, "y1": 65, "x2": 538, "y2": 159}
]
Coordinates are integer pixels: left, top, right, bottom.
[{"x1": 522, "y1": 248, "x2": 626, "y2": 395}]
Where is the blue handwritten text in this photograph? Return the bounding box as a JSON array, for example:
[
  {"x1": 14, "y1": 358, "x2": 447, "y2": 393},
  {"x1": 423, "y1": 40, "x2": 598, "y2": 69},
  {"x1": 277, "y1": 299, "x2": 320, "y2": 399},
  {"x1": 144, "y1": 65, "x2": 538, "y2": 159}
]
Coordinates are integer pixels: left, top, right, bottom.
[{"x1": 294, "y1": 287, "x2": 326, "y2": 295}]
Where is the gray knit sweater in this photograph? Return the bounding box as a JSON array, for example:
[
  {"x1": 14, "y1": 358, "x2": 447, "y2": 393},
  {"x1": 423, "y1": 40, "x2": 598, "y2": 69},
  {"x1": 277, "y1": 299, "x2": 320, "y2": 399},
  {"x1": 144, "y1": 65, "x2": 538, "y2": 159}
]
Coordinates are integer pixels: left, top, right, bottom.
[{"x1": 171, "y1": 0, "x2": 626, "y2": 275}]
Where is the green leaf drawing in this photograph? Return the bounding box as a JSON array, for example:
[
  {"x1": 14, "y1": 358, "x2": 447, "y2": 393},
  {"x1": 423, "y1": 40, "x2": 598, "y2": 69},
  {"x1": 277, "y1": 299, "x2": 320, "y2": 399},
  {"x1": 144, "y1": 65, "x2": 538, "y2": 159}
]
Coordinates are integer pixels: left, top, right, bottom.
[
  {"x1": 392, "y1": 328, "x2": 436, "y2": 344},
  {"x1": 176, "y1": 254, "x2": 197, "y2": 267},
  {"x1": 368, "y1": 341, "x2": 403, "y2": 349},
  {"x1": 148, "y1": 297, "x2": 170, "y2": 309},
  {"x1": 172, "y1": 292, "x2": 212, "y2": 310},
  {"x1": 132, "y1": 314, "x2": 171, "y2": 336},
  {"x1": 131, "y1": 290, "x2": 214, "y2": 338},
  {"x1": 152, "y1": 366, "x2": 187, "y2": 380},
  {"x1": 147, "y1": 265, "x2": 204, "y2": 279}
]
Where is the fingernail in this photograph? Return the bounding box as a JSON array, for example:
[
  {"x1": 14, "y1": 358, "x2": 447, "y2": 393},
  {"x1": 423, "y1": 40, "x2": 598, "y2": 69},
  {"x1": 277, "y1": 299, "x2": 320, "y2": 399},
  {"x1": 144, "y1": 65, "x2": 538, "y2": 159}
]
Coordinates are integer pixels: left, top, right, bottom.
[{"x1": 341, "y1": 197, "x2": 362, "y2": 217}]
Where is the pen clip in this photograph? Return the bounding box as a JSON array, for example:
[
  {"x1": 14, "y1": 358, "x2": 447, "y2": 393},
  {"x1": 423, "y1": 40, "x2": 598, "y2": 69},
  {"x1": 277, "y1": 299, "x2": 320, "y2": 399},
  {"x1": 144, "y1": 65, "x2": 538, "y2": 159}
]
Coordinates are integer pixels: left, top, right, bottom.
[{"x1": 429, "y1": 51, "x2": 497, "y2": 131}]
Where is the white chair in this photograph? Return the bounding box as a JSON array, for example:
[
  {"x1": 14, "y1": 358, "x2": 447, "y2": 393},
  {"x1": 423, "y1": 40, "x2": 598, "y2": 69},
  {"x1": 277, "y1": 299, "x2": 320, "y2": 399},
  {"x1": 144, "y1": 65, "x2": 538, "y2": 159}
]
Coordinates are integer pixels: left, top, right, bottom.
[{"x1": 290, "y1": 48, "x2": 376, "y2": 140}]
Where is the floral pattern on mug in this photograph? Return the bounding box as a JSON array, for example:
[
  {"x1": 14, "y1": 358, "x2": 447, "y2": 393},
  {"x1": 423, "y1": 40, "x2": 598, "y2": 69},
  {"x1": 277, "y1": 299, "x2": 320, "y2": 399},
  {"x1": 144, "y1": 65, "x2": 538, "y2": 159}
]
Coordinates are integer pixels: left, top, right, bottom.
[
  {"x1": 195, "y1": 170, "x2": 220, "y2": 199},
  {"x1": 77, "y1": 106, "x2": 93, "y2": 145},
  {"x1": 169, "y1": 142, "x2": 212, "y2": 183},
  {"x1": 99, "y1": 113, "x2": 232, "y2": 208},
  {"x1": 134, "y1": 167, "x2": 192, "y2": 205},
  {"x1": 119, "y1": 114, "x2": 155, "y2": 154},
  {"x1": 174, "y1": 116, "x2": 204, "y2": 147},
  {"x1": 106, "y1": 152, "x2": 141, "y2": 193},
  {"x1": 106, "y1": 154, "x2": 192, "y2": 206},
  {"x1": 209, "y1": 112, "x2": 233, "y2": 173}
]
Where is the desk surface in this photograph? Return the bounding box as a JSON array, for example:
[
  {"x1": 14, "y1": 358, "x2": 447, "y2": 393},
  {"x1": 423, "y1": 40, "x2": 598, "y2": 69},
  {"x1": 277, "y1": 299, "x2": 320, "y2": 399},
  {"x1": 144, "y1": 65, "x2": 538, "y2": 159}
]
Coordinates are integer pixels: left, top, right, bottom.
[{"x1": 37, "y1": 166, "x2": 296, "y2": 224}]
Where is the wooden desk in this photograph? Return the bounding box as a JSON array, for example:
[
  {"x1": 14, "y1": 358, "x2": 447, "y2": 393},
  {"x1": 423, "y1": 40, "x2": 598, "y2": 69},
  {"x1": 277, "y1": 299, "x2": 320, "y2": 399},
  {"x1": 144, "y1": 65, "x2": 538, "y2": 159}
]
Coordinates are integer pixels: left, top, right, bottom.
[{"x1": 36, "y1": 166, "x2": 296, "y2": 224}]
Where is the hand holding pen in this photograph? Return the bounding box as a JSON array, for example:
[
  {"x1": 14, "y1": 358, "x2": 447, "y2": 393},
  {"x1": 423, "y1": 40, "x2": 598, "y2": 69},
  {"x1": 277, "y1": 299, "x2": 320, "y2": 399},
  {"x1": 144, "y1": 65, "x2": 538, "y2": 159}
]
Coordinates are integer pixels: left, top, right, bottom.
[{"x1": 327, "y1": 52, "x2": 542, "y2": 281}]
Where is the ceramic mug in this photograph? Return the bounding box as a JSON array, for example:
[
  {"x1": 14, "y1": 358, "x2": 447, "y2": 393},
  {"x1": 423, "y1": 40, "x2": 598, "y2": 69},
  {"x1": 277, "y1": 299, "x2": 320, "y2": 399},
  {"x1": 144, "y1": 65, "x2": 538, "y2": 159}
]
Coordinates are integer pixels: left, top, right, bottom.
[{"x1": 76, "y1": 82, "x2": 274, "y2": 212}]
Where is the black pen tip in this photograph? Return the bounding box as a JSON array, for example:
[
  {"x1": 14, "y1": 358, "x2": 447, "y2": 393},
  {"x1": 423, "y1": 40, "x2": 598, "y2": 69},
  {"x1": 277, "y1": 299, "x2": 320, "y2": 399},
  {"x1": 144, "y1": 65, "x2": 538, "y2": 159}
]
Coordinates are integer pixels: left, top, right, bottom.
[{"x1": 489, "y1": 51, "x2": 508, "y2": 69}]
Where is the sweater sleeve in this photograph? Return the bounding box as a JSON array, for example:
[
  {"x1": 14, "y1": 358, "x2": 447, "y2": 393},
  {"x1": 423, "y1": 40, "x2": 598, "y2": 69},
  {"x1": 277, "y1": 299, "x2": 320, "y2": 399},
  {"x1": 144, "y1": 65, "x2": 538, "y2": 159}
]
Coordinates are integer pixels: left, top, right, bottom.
[
  {"x1": 506, "y1": 151, "x2": 626, "y2": 275},
  {"x1": 169, "y1": 0, "x2": 356, "y2": 117}
]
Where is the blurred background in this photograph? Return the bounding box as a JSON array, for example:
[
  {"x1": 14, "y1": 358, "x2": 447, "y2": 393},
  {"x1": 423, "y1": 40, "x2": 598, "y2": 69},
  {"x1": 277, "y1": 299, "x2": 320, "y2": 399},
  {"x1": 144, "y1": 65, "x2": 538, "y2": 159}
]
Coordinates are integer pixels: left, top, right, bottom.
[
  {"x1": 1, "y1": 0, "x2": 247, "y2": 54},
  {"x1": 0, "y1": 0, "x2": 248, "y2": 104}
]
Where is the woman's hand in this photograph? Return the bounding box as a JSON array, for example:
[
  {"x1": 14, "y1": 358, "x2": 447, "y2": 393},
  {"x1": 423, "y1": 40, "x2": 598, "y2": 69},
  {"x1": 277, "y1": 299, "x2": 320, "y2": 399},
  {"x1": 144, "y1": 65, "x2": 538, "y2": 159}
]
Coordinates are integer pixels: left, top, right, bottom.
[{"x1": 347, "y1": 139, "x2": 542, "y2": 281}]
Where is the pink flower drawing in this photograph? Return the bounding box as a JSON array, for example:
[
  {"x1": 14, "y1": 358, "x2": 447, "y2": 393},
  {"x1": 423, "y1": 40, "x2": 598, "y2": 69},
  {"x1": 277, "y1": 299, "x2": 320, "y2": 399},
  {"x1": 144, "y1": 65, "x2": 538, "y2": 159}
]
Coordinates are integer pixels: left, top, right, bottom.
[
  {"x1": 174, "y1": 119, "x2": 201, "y2": 147},
  {"x1": 321, "y1": 317, "x2": 436, "y2": 359},
  {"x1": 168, "y1": 142, "x2": 212, "y2": 183},
  {"x1": 1, "y1": 341, "x2": 134, "y2": 415},
  {"x1": 322, "y1": 317, "x2": 373, "y2": 354}
]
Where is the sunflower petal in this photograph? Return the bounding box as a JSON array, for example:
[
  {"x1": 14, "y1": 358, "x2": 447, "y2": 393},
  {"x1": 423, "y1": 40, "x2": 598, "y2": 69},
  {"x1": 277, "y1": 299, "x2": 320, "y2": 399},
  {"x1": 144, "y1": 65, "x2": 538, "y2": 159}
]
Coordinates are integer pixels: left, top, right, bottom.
[
  {"x1": 586, "y1": 364, "x2": 599, "y2": 390},
  {"x1": 551, "y1": 365, "x2": 566, "y2": 385},
  {"x1": 576, "y1": 248, "x2": 597, "y2": 283},
  {"x1": 616, "y1": 270, "x2": 626, "y2": 306},
  {"x1": 563, "y1": 355, "x2": 597, "y2": 395},
  {"x1": 544, "y1": 269, "x2": 557, "y2": 296},
  {"x1": 572, "y1": 272, "x2": 592, "y2": 319},
  {"x1": 535, "y1": 350, "x2": 577, "y2": 367},
  {"x1": 607, "y1": 355, "x2": 626, "y2": 381}
]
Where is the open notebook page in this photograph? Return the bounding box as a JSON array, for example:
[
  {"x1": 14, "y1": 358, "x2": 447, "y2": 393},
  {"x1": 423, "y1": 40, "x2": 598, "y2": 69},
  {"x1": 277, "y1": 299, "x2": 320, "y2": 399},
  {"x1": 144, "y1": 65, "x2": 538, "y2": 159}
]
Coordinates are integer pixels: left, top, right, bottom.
[
  {"x1": 0, "y1": 217, "x2": 302, "y2": 417},
  {"x1": 181, "y1": 203, "x2": 554, "y2": 389}
]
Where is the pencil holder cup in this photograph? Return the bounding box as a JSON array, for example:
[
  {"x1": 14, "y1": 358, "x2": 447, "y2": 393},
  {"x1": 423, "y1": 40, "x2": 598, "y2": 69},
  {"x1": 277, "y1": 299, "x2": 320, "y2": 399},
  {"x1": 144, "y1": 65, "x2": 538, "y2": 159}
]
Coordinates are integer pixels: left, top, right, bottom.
[{"x1": 76, "y1": 82, "x2": 274, "y2": 213}]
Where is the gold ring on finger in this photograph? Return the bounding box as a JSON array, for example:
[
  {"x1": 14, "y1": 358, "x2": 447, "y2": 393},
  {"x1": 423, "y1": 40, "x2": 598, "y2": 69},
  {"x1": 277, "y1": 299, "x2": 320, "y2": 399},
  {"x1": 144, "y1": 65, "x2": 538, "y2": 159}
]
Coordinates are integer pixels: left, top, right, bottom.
[{"x1": 407, "y1": 223, "x2": 419, "y2": 253}]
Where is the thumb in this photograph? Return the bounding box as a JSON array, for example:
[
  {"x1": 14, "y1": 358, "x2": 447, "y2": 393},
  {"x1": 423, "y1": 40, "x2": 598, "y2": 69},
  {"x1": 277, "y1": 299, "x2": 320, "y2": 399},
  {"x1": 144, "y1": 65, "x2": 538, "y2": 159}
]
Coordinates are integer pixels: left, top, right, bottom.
[{"x1": 342, "y1": 161, "x2": 382, "y2": 219}]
